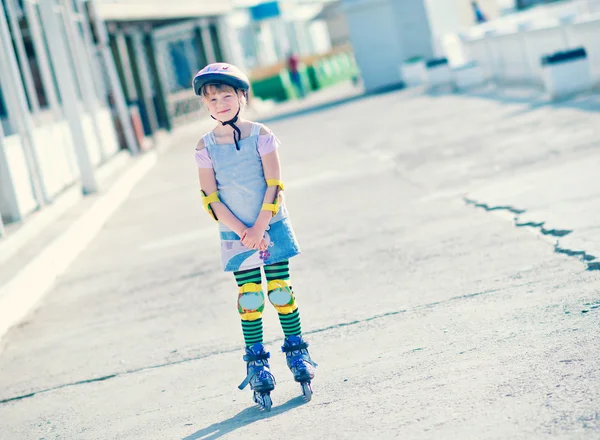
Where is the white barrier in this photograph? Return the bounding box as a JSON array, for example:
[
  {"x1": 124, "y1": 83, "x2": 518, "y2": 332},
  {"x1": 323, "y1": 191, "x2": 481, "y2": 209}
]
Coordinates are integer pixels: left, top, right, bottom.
[
  {"x1": 425, "y1": 58, "x2": 453, "y2": 88},
  {"x1": 448, "y1": 14, "x2": 600, "y2": 91},
  {"x1": 541, "y1": 48, "x2": 592, "y2": 99},
  {"x1": 400, "y1": 59, "x2": 427, "y2": 87},
  {"x1": 452, "y1": 62, "x2": 486, "y2": 90}
]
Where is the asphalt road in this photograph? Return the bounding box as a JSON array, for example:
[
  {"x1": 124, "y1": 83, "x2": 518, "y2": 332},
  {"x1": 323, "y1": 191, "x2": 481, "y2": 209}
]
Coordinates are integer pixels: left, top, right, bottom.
[{"x1": 1, "y1": 86, "x2": 599, "y2": 439}]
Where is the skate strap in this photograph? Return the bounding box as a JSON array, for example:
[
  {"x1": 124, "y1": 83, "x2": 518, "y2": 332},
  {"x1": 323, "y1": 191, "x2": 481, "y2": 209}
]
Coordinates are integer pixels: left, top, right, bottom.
[
  {"x1": 282, "y1": 342, "x2": 308, "y2": 353},
  {"x1": 238, "y1": 373, "x2": 252, "y2": 390},
  {"x1": 243, "y1": 352, "x2": 270, "y2": 362},
  {"x1": 238, "y1": 357, "x2": 272, "y2": 390}
]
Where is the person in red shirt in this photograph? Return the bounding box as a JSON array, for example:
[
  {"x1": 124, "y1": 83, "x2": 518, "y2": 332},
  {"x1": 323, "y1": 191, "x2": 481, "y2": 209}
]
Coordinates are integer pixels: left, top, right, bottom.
[{"x1": 287, "y1": 52, "x2": 305, "y2": 98}]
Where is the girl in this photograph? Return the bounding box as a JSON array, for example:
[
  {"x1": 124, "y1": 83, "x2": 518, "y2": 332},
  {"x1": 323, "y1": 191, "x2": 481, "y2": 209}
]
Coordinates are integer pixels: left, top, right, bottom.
[{"x1": 192, "y1": 63, "x2": 317, "y2": 410}]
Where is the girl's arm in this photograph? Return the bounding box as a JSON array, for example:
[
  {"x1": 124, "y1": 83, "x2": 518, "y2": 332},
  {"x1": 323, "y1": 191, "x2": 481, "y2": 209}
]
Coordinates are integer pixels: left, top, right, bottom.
[
  {"x1": 242, "y1": 126, "x2": 281, "y2": 249},
  {"x1": 254, "y1": 149, "x2": 281, "y2": 232},
  {"x1": 198, "y1": 168, "x2": 247, "y2": 237},
  {"x1": 196, "y1": 138, "x2": 247, "y2": 237}
]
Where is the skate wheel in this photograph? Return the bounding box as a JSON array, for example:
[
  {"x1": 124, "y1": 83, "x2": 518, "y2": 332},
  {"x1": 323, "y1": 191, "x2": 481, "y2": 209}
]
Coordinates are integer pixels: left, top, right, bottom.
[
  {"x1": 301, "y1": 382, "x2": 313, "y2": 402},
  {"x1": 262, "y1": 394, "x2": 272, "y2": 411},
  {"x1": 254, "y1": 391, "x2": 272, "y2": 411}
]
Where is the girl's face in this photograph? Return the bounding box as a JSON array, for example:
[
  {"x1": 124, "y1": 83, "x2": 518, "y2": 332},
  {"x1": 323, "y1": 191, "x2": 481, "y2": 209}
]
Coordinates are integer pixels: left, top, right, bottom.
[{"x1": 203, "y1": 84, "x2": 241, "y2": 122}]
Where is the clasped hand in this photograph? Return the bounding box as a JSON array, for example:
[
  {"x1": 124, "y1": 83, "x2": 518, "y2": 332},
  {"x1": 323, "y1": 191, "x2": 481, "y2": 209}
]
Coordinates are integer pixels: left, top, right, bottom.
[{"x1": 241, "y1": 226, "x2": 267, "y2": 251}]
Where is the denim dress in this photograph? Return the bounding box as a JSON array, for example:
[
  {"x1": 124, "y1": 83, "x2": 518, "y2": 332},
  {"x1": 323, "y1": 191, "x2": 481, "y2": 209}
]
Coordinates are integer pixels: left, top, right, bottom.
[{"x1": 202, "y1": 123, "x2": 301, "y2": 272}]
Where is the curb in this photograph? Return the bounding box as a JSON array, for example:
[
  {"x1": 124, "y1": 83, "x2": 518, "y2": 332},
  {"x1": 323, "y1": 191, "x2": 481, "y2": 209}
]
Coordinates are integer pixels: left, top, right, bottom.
[
  {"x1": 0, "y1": 150, "x2": 132, "y2": 267},
  {"x1": 0, "y1": 151, "x2": 158, "y2": 344}
]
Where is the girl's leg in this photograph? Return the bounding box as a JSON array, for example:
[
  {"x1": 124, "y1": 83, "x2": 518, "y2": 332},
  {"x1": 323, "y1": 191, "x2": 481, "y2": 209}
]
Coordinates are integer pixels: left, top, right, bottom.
[
  {"x1": 264, "y1": 260, "x2": 302, "y2": 337},
  {"x1": 234, "y1": 268, "x2": 275, "y2": 411},
  {"x1": 265, "y1": 260, "x2": 316, "y2": 397},
  {"x1": 234, "y1": 267, "x2": 264, "y2": 346}
]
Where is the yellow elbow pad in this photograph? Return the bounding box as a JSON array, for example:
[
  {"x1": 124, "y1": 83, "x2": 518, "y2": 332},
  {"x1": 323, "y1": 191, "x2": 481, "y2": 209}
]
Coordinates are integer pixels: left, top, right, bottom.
[
  {"x1": 262, "y1": 179, "x2": 284, "y2": 216},
  {"x1": 266, "y1": 179, "x2": 284, "y2": 191},
  {"x1": 201, "y1": 190, "x2": 220, "y2": 221}
]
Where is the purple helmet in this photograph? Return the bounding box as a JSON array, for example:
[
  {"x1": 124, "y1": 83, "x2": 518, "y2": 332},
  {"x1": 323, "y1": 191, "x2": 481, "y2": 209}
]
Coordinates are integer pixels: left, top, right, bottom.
[{"x1": 192, "y1": 63, "x2": 250, "y2": 96}]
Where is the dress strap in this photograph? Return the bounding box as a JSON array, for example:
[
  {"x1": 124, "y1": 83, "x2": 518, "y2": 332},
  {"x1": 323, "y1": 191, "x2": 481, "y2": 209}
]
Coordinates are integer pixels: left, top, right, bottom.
[
  {"x1": 251, "y1": 123, "x2": 262, "y2": 137},
  {"x1": 202, "y1": 132, "x2": 214, "y2": 147}
]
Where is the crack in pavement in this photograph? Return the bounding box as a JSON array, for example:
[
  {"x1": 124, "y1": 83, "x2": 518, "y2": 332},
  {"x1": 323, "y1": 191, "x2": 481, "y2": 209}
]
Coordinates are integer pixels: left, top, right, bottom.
[
  {"x1": 0, "y1": 375, "x2": 117, "y2": 405},
  {"x1": 554, "y1": 244, "x2": 597, "y2": 262},
  {"x1": 0, "y1": 283, "x2": 533, "y2": 406},
  {"x1": 465, "y1": 198, "x2": 598, "y2": 271},
  {"x1": 463, "y1": 198, "x2": 526, "y2": 215}
]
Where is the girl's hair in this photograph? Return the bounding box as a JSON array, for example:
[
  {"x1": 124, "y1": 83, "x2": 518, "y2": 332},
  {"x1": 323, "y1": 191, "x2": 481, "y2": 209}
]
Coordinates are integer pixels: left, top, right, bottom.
[
  {"x1": 201, "y1": 82, "x2": 248, "y2": 108},
  {"x1": 201, "y1": 82, "x2": 236, "y2": 97}
]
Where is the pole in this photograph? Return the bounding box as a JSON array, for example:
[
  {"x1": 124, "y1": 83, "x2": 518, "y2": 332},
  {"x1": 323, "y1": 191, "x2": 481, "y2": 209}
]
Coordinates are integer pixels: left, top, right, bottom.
[
  {"x1": 23, "y1": 0, "x2": 62, "y2": 121},
  {"x1": 0, "y1": 1, "x2": 49, "y2": 206},
  {"x1": 87, "y1": 0, "x2": 139, "y2": 154},
  {"x1": 60, "y1": 0, "x2": 107, "y2": 162},
  {"x1": 5, "y1": 0, "x2": 41, "y2": 122},
  {"x1": 74, "y1": 0, "x2": 108, "y2": 106},
  {"x1": 38, "y1": 0, "x2": 98, "y2": 194}
]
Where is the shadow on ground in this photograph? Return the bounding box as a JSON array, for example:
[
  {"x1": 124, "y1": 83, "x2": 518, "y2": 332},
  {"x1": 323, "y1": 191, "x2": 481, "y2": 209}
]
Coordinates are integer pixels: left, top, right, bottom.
[{"x1": 181, "y1": 396, "x2": 307, "y2": 440}]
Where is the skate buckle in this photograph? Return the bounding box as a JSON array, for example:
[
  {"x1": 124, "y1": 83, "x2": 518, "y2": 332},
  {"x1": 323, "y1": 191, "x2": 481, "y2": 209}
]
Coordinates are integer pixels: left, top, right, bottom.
[
  {"x1": 243, "y1": 352, "x2": 270, "y2": 362},
  {"x1": 282, "y1": 342, "x2": 308, "y2": 353}
]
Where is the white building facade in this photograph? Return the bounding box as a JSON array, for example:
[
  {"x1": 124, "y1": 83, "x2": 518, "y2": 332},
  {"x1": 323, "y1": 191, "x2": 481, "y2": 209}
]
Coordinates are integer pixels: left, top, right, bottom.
[{"x1": 0, "y1": 0, "x2": 137, "y2": 235}]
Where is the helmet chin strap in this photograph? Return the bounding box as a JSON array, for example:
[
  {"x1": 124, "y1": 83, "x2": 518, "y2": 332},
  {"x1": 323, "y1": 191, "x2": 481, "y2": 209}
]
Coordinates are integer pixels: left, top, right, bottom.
[{"x1": 212, "y1": 98, "x2": 242, "y2": 150}]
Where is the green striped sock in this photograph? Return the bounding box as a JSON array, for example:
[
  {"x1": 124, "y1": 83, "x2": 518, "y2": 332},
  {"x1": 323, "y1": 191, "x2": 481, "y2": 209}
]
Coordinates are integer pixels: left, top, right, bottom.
[
  {"x1": 234, "y1": 268, "x2": 262, "y2": 286},
  {"x1": 264, "y1": 261, "x2": 290, "y2": 281},
  {"x1": 241, "y1": 318, "x2": 263, "y2": 346},
  {"x1": 265, "y1": 261, "x2": 301, "y2": 336},
  {"x1": 278, "y1": 309, "x2": 302, "y2": 337}
]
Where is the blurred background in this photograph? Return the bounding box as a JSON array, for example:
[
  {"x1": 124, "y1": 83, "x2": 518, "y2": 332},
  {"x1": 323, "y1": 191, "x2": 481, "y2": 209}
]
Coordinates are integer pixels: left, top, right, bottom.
[
  {"x1": 1, "y1": 0, "x2": 599, "y2": 237},
  {"x1": 1, "y1": 2, "x2": 600, "y2": 437}
]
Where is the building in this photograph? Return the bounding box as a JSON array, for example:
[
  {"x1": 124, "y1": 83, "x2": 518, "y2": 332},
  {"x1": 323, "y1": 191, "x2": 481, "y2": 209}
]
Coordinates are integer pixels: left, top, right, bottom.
[
  {"x1": 0, "y1": 0, "x2": 347, "y2": 236},
  {"x1": 338, "y1": 0, "x2": 562, "y2": 92},
  {"x1": 98, "y1": 0, "x2": 335, "y2": 132},
  {"x1": 95, "y1": 0, "x2": 235, "y2": 132},
  {"x1": 313, "y1": 1, "x2": 351, "y2": 49},
  {"x1": 342, "y1": 0, "x2": 435, "y2": 92},
  {"x1": 0, "y1": 0, "x2": 137, "y2": 234}
]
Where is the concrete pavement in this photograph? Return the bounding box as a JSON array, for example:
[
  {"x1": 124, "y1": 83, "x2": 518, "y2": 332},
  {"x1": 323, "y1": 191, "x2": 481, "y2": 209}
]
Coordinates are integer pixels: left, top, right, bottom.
[
  {"x1": 463, "y1": 89, "x2": 600, "y2": 271},
  {"x1": 0, "y1": 84, "x2": 599, "y2": 439}
]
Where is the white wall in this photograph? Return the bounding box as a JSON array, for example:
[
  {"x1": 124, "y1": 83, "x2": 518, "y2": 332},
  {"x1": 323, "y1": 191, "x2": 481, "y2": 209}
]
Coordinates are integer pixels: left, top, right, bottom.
[
  {"x1": 425, "y1": 0, "x2": 501, "y2": 54},
  {"x1": 31, "y1": 121, "x2": 79, "y2": 197},
  {"x1": 344, "y1": 0, "x2": 403, "y2": 91},
  {"x1": 567, "y1": 17, "x2": 600, "y2": 83},
  {"x1": 308, "y1": 20, "x2": 333, "y2": 54},
  {"x1": 324, "y1": 11, "x2": 351, "y2": 47},
  {"x1": 394, "y1": 0, "x2": 435, "y2": 61},
  {"x1": 2, "y1": 135, "x2": 37, "y2": 218},
  {"x1": 425, "y1": 0, "x2": 464, "y2": 55},
  {"x1": 343, "y1": 0, "x2": 434, "y2": 92},
  {"x1": 0, "y1": 107, "x2": 121, "y2": 220},
  {"x1": 456, "y1": 16, "x2": 600, "y2": 87}
]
